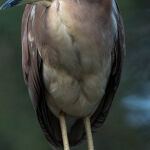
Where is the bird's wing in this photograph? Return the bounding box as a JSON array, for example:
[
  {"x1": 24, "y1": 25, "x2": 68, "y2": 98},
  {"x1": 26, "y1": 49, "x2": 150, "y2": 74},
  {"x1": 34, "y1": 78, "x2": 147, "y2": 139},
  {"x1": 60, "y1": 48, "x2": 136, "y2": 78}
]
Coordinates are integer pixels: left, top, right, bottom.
[
  {"x1": 21, "y1": 2, "x2": 125, "y2": 147},
  {"x1": 22, "y1": 4, "x2": 63, "y2": 147},
  {"x1": 68, "y1": 2, "x2": 126, "y2": 145},
  {"x1": 90, "y1": 2, "x2": 126, "y2": 130}
]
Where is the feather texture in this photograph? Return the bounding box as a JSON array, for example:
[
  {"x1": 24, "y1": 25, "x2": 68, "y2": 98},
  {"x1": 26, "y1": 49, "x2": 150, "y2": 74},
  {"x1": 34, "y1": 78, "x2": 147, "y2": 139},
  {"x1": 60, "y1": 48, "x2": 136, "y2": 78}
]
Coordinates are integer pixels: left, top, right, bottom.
[{"x1": 21, "y1": 0, "x2": 125, "y2": 148}]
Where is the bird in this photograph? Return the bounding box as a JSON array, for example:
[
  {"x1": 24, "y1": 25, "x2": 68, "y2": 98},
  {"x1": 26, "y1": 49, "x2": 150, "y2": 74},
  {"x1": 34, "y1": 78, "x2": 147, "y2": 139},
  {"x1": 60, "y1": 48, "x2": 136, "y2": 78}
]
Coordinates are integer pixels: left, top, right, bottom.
[{"x1": 0, "y1": 0, "x2": 125, "y2": 150}]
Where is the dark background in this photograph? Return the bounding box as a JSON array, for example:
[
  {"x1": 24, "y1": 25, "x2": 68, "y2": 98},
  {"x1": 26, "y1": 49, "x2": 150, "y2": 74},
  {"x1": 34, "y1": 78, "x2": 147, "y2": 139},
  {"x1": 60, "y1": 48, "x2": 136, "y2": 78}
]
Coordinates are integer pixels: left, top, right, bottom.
[{"x1": 0, "y1": 0, "x2": 150, "y2": 150}]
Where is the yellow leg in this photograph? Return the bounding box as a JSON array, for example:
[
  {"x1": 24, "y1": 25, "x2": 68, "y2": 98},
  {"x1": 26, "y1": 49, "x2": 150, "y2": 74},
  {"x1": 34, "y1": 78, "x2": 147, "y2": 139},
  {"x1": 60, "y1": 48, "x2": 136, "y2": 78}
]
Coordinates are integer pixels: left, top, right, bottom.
[
  {"x1": 84, "y1": 116, "x2": 94, "y2": 150},
  {"x1": 59, "y1": 112, "x2": 70, "y2": 150}
]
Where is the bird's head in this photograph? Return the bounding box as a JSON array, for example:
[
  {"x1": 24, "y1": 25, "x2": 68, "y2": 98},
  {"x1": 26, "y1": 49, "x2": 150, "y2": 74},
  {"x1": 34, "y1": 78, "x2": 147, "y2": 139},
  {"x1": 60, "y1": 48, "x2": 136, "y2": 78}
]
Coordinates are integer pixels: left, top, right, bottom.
[{"x1": 0, "y1": 0, "x2": 51, "y2": 10}]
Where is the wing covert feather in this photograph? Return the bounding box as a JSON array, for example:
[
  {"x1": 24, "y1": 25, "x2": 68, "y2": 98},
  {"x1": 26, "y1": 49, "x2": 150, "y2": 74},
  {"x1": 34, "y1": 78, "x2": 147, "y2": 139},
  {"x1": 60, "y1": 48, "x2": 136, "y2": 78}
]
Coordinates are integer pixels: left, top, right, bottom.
[
  {"x1": 90, "y1": 2, "x2": 126, "y2": 130},
  {"x1": 22, "y1": 4, "x2": 63, "y2": 147}
]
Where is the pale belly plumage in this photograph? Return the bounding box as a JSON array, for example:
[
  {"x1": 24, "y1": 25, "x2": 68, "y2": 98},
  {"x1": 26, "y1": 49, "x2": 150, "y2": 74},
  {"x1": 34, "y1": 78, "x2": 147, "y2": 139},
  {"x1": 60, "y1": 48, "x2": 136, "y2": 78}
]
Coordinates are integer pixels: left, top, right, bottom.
[
  {"x1": 43, "y1": 60, "x2": 111, "y2": 117},
  {"x1": 41, "y1": 0, "x2": 113, "y2": 118}
]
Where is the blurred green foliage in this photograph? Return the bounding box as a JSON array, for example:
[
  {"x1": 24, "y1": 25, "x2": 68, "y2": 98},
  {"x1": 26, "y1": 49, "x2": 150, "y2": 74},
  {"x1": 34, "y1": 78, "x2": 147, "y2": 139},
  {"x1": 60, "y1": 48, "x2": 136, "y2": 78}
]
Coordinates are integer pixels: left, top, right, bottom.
[{"x1": 0, "y1": 0, "x2": 150, "y2": 150}]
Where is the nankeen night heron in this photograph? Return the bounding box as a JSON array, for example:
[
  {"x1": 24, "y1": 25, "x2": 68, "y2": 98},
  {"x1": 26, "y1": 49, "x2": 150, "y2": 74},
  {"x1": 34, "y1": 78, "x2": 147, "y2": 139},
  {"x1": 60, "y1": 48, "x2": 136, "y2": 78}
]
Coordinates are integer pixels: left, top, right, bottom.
[{"x1": 0, "y1": 0, "x2": 125, "y2": 149}]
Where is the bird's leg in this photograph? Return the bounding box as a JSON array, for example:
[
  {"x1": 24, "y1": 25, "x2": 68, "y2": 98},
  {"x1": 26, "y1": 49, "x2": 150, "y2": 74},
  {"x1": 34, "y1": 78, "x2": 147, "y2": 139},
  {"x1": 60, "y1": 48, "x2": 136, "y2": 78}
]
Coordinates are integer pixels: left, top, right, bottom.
[
  {"x1": 84, "y1": 116, "x2": 94, "y2": 150},
  {"x1": 59, "y1": 112, "x2": 70, "y2": 150}
]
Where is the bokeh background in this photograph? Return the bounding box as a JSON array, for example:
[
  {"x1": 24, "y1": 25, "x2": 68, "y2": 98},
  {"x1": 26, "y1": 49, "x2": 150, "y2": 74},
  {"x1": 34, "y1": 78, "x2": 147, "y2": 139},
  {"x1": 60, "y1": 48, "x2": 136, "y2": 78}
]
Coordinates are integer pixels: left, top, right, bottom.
[{"x1": 0, "y1": 0, "x2": 150, "y2": 150}]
